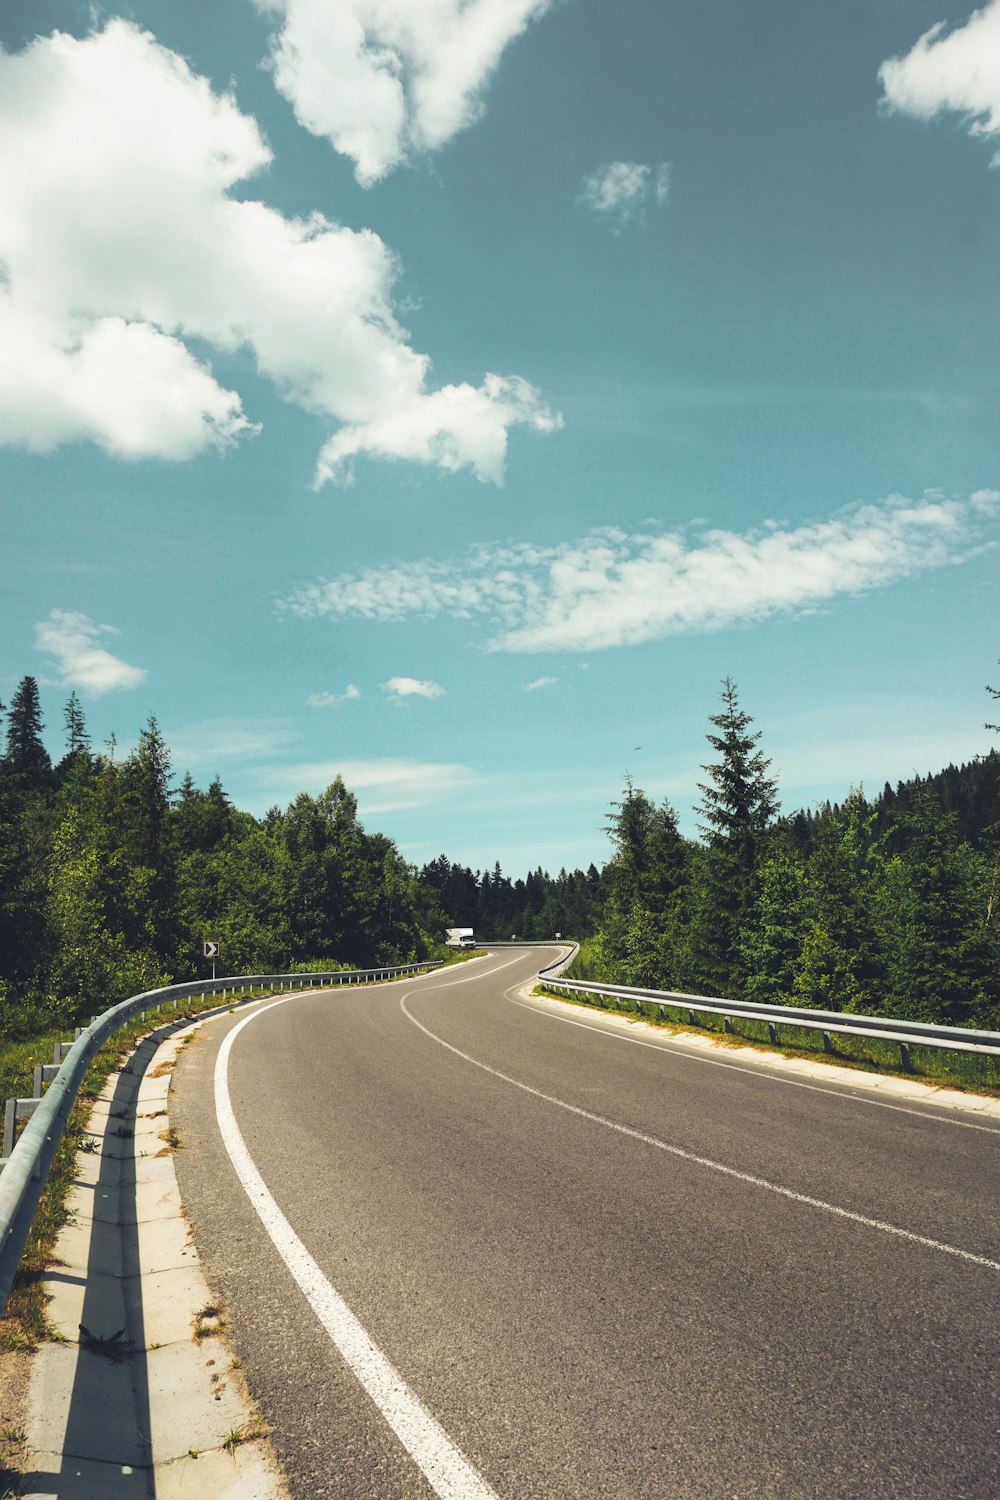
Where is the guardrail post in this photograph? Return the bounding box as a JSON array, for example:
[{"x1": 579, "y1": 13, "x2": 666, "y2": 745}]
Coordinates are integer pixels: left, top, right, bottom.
[
  {"x1": 3, "y1": 1099, "x2": 40, "y2": 1161},
  {"x1": 900, "y1": 1043, "x2": 912, "y2": 1073},
  {"x1": 822, "y1": 1032, "x2": 833, "y2": 1054},
  {"x1": 724, "y1": 1016, "x2": 734, "y2": 1034},
  {"x1": 767, "y1": 1023, "x2": 779, "y2": 1046},
  {"x1": 31, "y1": 1068, "x2": 58, "y2": 1104}
]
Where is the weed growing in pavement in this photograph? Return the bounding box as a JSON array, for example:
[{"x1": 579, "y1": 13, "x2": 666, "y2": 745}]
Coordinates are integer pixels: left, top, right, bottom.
[
  {"x1": 222, "y1": 1415, "x2": 267, "y2": 1453},
  {"x1": 194, "y1": 1303, "x2": 227, "y2": 1341}
]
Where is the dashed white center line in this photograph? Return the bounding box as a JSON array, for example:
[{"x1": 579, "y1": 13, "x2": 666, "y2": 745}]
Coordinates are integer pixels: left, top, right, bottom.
[{"x1": 401, "y1": 994, "x2": 1000, "y2": 1273}]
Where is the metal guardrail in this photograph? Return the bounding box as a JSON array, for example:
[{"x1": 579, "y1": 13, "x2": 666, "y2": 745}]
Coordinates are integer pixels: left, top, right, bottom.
[
  {"x1": 0, "y1": 961, "x2": 439, "y2": 1312},
  {"x1": 535, "y1": 960, "x2": 1000, "y2": 1067}
]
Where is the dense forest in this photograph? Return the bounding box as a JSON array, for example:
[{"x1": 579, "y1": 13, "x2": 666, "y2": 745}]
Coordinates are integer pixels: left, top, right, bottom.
[
  {"x1": 582, "y1": 677, "x2": 1000, "y2": 1030},
  {"x1": 1, "y1": 670, "x2": 997, "y2": 1040},
  {"x1": 0, "y1": 676, "x2": 592, "y2": 1039}
]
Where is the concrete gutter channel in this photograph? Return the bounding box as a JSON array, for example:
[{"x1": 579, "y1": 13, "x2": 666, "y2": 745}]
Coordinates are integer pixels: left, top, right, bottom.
[{"x1": 5, "y1": 1006, "x2": 289, "y2": 1500}]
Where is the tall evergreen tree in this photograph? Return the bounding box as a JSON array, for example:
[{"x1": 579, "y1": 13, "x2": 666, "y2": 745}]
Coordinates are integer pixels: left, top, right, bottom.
[
  {"x1": 686, "y1": 679, "x2": 779, "y2": 994},
  {"x1": 879, "y1": 787, "x2": 993, "y2": 1025},
  {"x1": 117, "y1": 716, "x2": 178, "y2": 959},
  {"x1": 3, "y1": 676, "x2": 51, "y2": 781},
  {"x1": 63, "y1": 692, "x2": 90, "y2": 757}
]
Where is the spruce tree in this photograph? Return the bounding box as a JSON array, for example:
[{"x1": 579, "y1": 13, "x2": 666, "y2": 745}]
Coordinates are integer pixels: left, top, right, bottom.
[
  {"x1": 63, "y1": 692, "x2": 90, "y2": 757},
  {"x1": 687, "y1": 679, "x2": 779, "y2": 994},
  {"x1": 3, "y1": 676, "x2": 51, "y2": 781}
]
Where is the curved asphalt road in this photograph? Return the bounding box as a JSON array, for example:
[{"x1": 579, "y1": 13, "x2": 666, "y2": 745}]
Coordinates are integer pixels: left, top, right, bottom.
[{"x1": 171, "y1": 947, "x2": 1000, "y2": 1499}]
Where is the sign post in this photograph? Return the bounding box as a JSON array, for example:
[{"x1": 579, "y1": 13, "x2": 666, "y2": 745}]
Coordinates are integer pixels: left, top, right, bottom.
[{"x1": 203, "y1": 940, "x2": 220, "y2": 981}]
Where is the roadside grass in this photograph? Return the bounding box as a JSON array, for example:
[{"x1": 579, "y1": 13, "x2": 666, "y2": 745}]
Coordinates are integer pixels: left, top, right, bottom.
[{"x1": 538, "y1": 986, "x2": 1000, "y2": 1097}]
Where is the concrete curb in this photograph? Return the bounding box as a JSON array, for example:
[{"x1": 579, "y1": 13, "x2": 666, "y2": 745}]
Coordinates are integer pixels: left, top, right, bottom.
[
  {"x1": 17, "y1": 1014, "x2": 290, "y2": 1500},
  {"x1": 519, "y1": 983, "x2": 1000, "y2": 1121}
]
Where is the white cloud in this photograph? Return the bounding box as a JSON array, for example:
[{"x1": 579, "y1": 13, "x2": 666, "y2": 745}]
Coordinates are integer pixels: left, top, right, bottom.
[
  {"x1": 35, "y1": 609, "x2": 146, "y2": 694},
  {"x1": 307, "y1": 684, "x2": 361, "y2": 706},
  {"x1": 315, "y1": 372, "x2": 561, "y2": 488},
  {"x1": 0, "y1": 22, "x2": 557, "y2": 482},
  {"x1": 255, "y1": 0, "x2": 556, "y2": 185},
  {"x1": 382, "y1": 676, "x2": 446, "y2": 699},
  {"x1": 167, "y1": 717, "x2": 299, "y2": 767},
  {"x1": 287, "y1": 490, "x2": 999, "y2": 653},
  {"x1": 879, "y1": 3, "x2": 1000, "y2": 162},
  {"x1": 255, "y1": 756, "x2": 480, "y2": 812},
  {"x1": 523, "y1": 675, "x2": 558, "y2": 691},
  {"x1": 578, "y1": 161, "x2": 671, "y2": 227}
]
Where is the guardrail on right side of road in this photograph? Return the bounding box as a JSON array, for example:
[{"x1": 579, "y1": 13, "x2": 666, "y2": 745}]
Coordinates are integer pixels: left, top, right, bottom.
[{"x1": 534, "y1": 959, "x2": 1000, "y2": 1070}]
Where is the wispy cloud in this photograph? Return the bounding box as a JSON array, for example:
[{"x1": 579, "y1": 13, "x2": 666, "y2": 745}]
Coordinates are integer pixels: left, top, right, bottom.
[
  {"x1": 255, "y1": 0, "x2": 557, "y2": 186},
  {"x1": 307, "y1": 684, "x2": 360, "y2": 707},
  {"x1": 382, "y1": 676, "x2": 446, "y2": 699},
  {"x1": 523, "y1": 676, "x2": 558, "y2": 691},
  {"x1": 35, "y1": 609, "x2": 146, "y2": 695},
  {"x1": 0, "y1": 22, "x2": 558, "y2": 485},
  {"x1": 253, "y1": 757, "x2": 480, "y2": 813},
  {"x1": 286, "y1": 490, "x2": 1000, "y2": 654},
  {"x1": 166, "y1": 717, "x2": 298, "y2": 769},
  {"x1": 578, "y1": 161, "x2": 671, "y2": 227},
  {"x1": 879, "y1": 2, "x2": 1000, "y2": 163}
]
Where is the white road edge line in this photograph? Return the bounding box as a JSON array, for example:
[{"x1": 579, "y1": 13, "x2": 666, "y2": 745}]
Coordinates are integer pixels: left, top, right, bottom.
[
  {"x1": 215, "y1": 994, "x2": 501, "y2": 1500},
  {"x1": 506, "y1": 983, "x2": 1000, "y2": 1135},
  {"x1": 401, "y1": 995, "x2": 1000, "y2": 1273}
]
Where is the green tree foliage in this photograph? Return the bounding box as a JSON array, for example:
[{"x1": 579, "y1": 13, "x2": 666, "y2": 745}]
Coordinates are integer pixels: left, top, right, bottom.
[
  {"x1": 0, "y1": 693, "x2": 455, "y2": 1030},
  {"x1": 876, "y1": 789, "x2": 999, "y2": 1025},
  {"x1": 62, "y1": 692, "x2": 90, "y2": 762},
  {"x1": 582, "y1": 674, "x2": 1000, "y2": 1031},
  {"x1": 3, "y1": 676, "x2": 52, "y2": 783},
  {"x1": 598, "y1": 778, "x2": 689, "y2": 986},
  {"x1": 418, "y1": 854, "x2": 603, "y2": 940},
  {"x1": 739, "y1": 838, "x2": 807, "y2": 1005},
  {"x1": 686, "y1": 679, "x2": 779, "y2": 995},
  {"x1": 3, "y1": 669, "x2": 999, "y2": 1039}
]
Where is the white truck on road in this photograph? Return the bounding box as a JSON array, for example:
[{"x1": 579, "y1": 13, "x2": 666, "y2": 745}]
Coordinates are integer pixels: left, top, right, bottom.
[{"x1": 445, "y1": 927, "x2": 477, "y2": 949}]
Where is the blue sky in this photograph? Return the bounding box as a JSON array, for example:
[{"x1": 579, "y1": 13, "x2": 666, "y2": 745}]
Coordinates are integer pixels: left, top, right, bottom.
[{"x1": 2, "y1": 0, "x2": 998, "y2": 873}]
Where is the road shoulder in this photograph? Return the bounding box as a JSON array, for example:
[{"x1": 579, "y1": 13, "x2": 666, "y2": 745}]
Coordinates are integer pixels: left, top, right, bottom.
[
  {"x1": 515, "y1": 983, "x2": 1000, "y2": 1122},
  {"x1": 6, "y1": 1013, "x2": 290, "y2": 1500}
]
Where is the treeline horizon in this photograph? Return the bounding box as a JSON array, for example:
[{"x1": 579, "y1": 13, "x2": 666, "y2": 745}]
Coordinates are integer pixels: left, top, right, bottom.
[
  {"x1": 1, "y1": 671, "x2": 997, "y2": 1039},
  {"x1": 577, "y1": 677, "x2": 1000, "y2": 1031}
]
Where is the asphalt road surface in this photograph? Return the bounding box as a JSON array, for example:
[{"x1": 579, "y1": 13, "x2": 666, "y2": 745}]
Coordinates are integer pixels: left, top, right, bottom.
[{"x1": 171, "y1": 947, "x2": 1000, "y2": 1499}]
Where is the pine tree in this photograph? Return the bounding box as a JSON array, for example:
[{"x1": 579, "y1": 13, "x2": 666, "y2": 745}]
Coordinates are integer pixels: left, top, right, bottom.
[
  {"x1": 63, "y1": 692, "x2": 90, "y2": 757},
  {"x1": 687, "y1": 679, "x2": 779, "y2": 994},
  {"x1": 879, "y1": 787, "x2": 991, "y2": 1024},
  {"x1": 740, "y1": 840, "x2": 806, "y2": 1005},
  {"x1": 3, "y1": 676, "x2": 51, "y2": 781}
]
